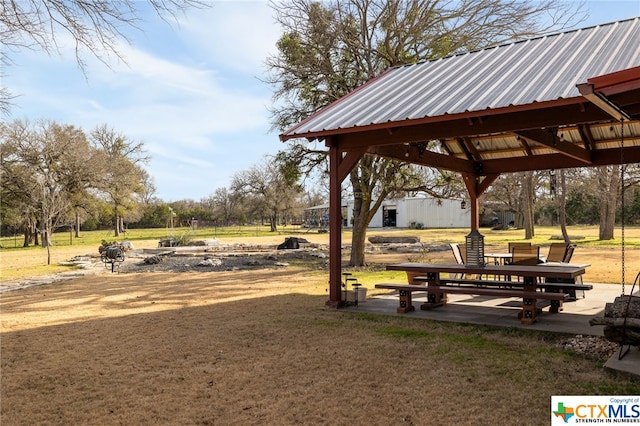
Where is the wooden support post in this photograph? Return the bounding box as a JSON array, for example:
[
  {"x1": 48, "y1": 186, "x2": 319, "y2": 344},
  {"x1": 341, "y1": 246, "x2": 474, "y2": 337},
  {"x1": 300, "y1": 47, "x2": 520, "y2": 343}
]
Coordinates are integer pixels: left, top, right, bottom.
[
  {"x1": 520, "y1": 276, "x2": 538, "y2": 324},
  {"x1": 327, "y1": 143, "x2": 343, "y2": 307},
  {"x1": 397, "y1": 290, "x2": 415, "y2": 313},
  {"x1": 462, "y1": 173, "x2": 499, "y2": 231},
  {"x1": 326, "y1": 140, "x2": 367, "y2": 308},
  {"x1": 421, "y1": 272, "x2": 446, "y2": 310}
]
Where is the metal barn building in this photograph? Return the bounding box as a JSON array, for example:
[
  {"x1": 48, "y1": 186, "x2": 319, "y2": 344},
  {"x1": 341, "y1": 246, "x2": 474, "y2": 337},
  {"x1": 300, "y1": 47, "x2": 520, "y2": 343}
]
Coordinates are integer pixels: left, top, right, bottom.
[
  {"x1": 305, "y1": 197, "x2": 470, "y2": 229},
  {"x1": 343, "y1": 197, "x2": 471, "y2": 229}
]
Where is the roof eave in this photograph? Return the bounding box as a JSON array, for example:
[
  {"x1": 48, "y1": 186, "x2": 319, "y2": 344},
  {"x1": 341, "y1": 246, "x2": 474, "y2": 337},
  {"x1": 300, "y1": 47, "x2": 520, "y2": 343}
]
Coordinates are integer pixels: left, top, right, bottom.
[{"x1": 280, "y1": 96, "x2": 591, "y2": 142}]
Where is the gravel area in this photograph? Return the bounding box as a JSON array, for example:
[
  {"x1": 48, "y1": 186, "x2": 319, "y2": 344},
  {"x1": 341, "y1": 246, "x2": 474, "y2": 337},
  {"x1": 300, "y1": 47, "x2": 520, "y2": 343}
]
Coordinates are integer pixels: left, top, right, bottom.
[
  {"x1": 117, "y1": 248, "x2": 330, "y2": 274},
  {"x1": 560, "y1": 335, "x2": 621, "y2": 362}
]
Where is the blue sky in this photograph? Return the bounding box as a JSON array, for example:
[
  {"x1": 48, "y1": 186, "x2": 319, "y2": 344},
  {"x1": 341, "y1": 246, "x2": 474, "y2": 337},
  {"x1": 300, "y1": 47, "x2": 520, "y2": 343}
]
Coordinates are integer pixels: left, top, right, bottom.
[{"x1": 3, "y1": 1, "x2": 640, "y2": 202}]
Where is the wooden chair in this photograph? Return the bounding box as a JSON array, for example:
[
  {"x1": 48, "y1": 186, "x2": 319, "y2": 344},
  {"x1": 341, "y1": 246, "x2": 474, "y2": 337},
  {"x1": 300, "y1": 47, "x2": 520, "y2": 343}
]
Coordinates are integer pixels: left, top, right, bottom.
[
  {"x1": 507, "y1": 245, "x2": 540, "y2": 282},
  {"x1": 449, "y1": 243, "x2": 465, "y2": 265},
  {"x1": 511, "y1": 245, "x2": 540, "y2": 266},
  {"x1": 545, "y1": 242, "x2": 569, "y2": 263},
  {"x1": 544, "y1": 243, "x2": 585, "y2": 297},
  {"x1": 459, "y1": 245, "x2": 467, "y2": 264},
  {"x1": 562, "y1": 244, "x2": 583, "y2": 287},
  {"x1": 506, "y1": 242, "x2": 531, "y2": 264},
  {"x1": 508, "y1": 242, "x2": 531, "y2": 252},
  {"x1": 563, "y1": 244, "x2": 576, "y2": 263},
  {"x1": 449, "y1": 243, "x2": 469, "y2": 280}
]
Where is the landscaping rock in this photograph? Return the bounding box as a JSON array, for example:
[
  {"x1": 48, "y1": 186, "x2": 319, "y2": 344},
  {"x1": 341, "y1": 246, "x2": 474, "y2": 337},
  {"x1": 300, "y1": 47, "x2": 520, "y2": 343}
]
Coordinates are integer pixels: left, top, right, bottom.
[{"x1": 368, "y1": 236, "x2": 420, "y2": 244}]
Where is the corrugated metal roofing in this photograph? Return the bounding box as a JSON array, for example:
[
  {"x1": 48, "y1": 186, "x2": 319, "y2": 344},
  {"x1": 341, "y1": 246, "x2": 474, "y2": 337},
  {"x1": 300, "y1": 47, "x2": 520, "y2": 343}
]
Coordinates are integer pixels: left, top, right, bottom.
[{"x1": 283, "y1": 18, "x2": 640, "y2": 139}]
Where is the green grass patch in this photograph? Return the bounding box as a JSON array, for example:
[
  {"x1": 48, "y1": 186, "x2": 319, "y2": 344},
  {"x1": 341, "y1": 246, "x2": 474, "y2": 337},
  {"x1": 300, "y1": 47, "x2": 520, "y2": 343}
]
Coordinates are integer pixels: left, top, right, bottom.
[
  {"x1": 2, "y1": 224, "x2": 639, "y2": 251},
  {"x1": 0, "y1": 225, "x2": 284, "y2": 251},
  {"x1": 379, "y1": 326, "x2": 433, "y2": 339},
  {"x1": 343, "y1": 270, "x2": 407, "y2": 286},
  {"x1": 577, "y1": 381, "x2": 640, "y2": 395},
  {"x1": 350, "y1": 312, "x2": 395, "y2": 323}
]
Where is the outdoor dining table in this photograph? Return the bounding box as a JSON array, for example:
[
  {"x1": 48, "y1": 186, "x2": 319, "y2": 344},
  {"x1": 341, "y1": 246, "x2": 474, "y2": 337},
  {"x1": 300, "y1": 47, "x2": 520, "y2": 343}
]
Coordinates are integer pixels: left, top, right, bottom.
[
  {"x1": 484, "y1": 252, "x2": 512, "y2": 265},
  {"x1": 484, "y1": 253, "x2": 547, "y2": 264},
  {"x1": 385, "y1": 262, "x2": 588, "y2": 324}
]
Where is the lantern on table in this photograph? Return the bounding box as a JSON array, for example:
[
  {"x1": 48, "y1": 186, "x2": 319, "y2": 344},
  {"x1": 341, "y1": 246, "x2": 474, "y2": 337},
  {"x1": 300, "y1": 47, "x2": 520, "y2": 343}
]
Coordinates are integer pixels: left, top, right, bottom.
[{"x1": 465, "y1": 229, "x2": 485, "y2": 266}]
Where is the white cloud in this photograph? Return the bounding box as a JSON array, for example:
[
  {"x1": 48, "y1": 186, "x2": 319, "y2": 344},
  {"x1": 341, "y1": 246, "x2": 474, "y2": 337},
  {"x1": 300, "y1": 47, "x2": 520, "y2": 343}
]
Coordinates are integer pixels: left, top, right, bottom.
[
  {"x1": 179, "y1": 2, "x2": 281, "y2": 74},
  {"x1": 3, "y1": 2, "x2": 283, "y2": 200}
]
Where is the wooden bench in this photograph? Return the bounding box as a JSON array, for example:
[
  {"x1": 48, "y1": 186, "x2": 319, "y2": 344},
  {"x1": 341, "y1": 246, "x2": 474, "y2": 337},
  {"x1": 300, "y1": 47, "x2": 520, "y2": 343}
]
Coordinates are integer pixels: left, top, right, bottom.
[
  {"x1": 374, "y1": 283, "x2": 568, "y2": 320},
  {"x1": 374, "y1": 283, "x2": 434, "y2": 313},
  {"x1": 414, "y1": 277, "x2": 525, "y2": 287},
  {"x1": 385, "y1": 262, "x2": 588, "y2": 324},
  {"x1": 542, "y1": 281, "x2": 593, "y2": 300},
  {"x1": 413, "y1": 276, "x2": 593, "y2": 298}
]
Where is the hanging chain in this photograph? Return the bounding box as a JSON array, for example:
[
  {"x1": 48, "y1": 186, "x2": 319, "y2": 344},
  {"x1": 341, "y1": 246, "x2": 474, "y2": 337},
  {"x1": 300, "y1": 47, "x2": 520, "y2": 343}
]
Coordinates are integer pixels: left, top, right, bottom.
[{"x1": 620, "y1": 118, "x2": 625, "y2": 295}]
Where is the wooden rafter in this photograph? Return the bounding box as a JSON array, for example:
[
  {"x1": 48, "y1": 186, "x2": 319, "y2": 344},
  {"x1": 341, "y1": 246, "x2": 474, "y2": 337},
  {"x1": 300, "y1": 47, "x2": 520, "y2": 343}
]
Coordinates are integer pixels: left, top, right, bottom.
[
  {"x1": 577, "y1": 124, "x2": 596, "y2": 151},
  {"x1": 514, "y1": 129, "x2": 593, "y2": 164}
]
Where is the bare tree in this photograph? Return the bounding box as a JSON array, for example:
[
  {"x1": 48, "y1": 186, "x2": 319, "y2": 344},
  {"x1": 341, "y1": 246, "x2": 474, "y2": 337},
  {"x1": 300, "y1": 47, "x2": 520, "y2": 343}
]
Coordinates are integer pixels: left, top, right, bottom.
[
  {"x1": 0, "y1": 119, "x2": 100, "y2": 262},
  {"x1": 230, "y1": 158, "x2": 302, "y2": 232},
  {"x1": 136, "y1": 169, "x2": 157, "y2": 206},
  {"x1": 0, "y1": 120, "x2": 41, "y2": 246},
  {"x1": 0, "y1": 0, "x2": 206, "y2": 114},
  {"x1": 208, "y1": 188, "x2": 243, "y2": 227}
]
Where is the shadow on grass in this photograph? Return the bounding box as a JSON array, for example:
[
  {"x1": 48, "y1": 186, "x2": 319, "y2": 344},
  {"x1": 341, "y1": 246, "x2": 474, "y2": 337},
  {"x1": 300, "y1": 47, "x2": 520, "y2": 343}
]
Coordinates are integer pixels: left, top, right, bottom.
[{"x1": 2, "y1": 270, "x2": 639, "y2": 425}]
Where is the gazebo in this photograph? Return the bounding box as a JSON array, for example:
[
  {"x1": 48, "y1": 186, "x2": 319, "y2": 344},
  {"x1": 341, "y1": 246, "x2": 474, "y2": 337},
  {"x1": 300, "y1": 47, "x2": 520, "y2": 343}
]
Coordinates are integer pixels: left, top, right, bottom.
[{"x1": 280, "y1": 18, "x2": 640, "y2": 307}]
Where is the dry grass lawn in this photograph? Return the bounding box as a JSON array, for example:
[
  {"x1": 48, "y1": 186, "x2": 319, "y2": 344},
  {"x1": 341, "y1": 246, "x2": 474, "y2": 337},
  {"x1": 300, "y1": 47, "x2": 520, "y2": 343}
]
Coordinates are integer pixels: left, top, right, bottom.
[{"x1": 2, "y1": 264, "x2": 640, "y2": 425}]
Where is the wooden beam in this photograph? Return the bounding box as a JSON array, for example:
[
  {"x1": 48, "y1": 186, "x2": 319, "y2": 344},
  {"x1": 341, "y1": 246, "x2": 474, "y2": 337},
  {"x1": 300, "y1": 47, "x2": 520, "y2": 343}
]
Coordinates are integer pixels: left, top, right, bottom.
[
  {"x1": 371, "y1": 141, "x2": 640, "y2": 175},
  {"x1": 370, "y1": 144, "x2": 476, "y2": 174},
  {"x1": 457, "y1": 137, "x2": 476, "y2": 160},
  {"x1": 480, "y1": 147, "x2": 640, "y2": 174},
  {"x1": 515, "y1": 134, "x2": 534, "y2": 156},
  {"x1": 337, "y1": 147, "x2": 367, "y2": 182},
  {"x1": 439, "y1": 139, "x2": 455, "y2": 156},
  {"x1": 330, "y1": 103, "x2": 611, "y2": 149},
  {"x1": 577, "y1": 124, "x2": 596, "y2": 151},
  {"x1": 515, "y1": 129, "x2": 593, "y2": 163},
  {"x1": 478, "y1": 174, "x2": 500, "y2": 195}
]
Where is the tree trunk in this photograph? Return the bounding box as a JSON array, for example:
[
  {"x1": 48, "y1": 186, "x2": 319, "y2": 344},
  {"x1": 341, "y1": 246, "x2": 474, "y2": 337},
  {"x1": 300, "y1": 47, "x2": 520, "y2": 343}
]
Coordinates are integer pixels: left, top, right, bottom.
[
  {"x1": 75, "y1": 211, "x2": 81, "y2": 238},
  {"x1": 22, "y1": 221, "x2": 34, "y2": 247},
  {"x1": 346, "y1": 157, "x2": 394, "y2": 266},
  {"x1": 558, "y1": 170, "x2": 570, "y2": 243},
  {"x1": 521, "y1": 172, "x2": 535, "y2": 239},
  {"x1": 349, "y1": 192, "x2": 368, "y2": 266},
  {"x1": 114, "y1": 214, "x2": 121, "y2": 237},
  {"x1": 42, "y1": 217, "x2": 53, "y2": 248},
  {"x1": 33, "y1": 222, "x2": 39, "y2": 246},
  {"x1": 590, "y1": 295, "x2": 640, "y2": 346},
  {"x1": 270, "y1": 212, "x2": 278, "y2": 232},
  {"x1": 598, "y1": 166, "x2": 619, "y2": 240},
  {"x1": 605, "y1": 295, "x2": 640, "y2": 318},
  {"x1": 350, "y1": 213, "x2": 368, "y2": 266}
]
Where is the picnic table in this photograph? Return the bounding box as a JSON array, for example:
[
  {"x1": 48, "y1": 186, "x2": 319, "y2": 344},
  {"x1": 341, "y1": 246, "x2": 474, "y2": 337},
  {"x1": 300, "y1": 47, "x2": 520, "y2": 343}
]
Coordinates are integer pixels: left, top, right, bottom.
[{"x1": 377, "y1": 262, "x2": 590, "y2": 324}]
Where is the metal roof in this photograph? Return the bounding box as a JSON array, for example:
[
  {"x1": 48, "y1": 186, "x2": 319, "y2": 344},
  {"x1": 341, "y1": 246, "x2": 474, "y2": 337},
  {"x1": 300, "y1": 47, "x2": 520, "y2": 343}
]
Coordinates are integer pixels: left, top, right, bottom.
[{"x1": 282, "y1": 18, "x2": 640, "y2": 139}]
